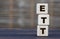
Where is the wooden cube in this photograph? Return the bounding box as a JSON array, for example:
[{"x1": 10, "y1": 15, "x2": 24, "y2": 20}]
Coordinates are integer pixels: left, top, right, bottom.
[
  {"x1": 38, "y1": 14, "x2": 49, "y2": 25},
  {"x1": 37, "y1": 25, "x2": 48, "y2": 36},
  {"x1": 36, "y1": 3, "x2": 48, "y2": 14}
]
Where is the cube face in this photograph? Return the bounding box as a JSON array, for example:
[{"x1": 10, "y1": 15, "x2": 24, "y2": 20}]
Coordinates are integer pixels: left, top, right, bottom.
[
  {"x1": 36, "y1": 3, "x2": 48, "y2": 14},
  {"x1": 38, "y1": 14, "x2": 49, "y2": 25},
  {"x1": 37, "y1": 25, "x2": 48, "y2": 36}
]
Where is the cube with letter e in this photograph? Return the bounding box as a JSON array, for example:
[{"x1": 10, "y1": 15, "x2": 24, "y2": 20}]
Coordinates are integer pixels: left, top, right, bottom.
[{"x1": 36, "y1": 3, "x2": 48, "y2": 14}]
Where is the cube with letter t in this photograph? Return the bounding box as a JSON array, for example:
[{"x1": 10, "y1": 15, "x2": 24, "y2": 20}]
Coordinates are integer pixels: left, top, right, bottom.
[
  {"x1": 37, "y1": 25, "x2": 48, "y2": 36},
  {"x1": 38, "y1": 14, "x2": 49, "y2": 25}
]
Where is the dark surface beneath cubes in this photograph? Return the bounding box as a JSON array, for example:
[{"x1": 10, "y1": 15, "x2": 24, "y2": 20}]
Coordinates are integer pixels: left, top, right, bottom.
[{"x1": 0, "y1": 29, "x2": 59, "y2": 39}]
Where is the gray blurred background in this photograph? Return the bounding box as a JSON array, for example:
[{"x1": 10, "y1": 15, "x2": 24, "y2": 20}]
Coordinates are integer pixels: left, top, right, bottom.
[{"x1": 0, "y1": 0, "x2": 60, "y2": 29}]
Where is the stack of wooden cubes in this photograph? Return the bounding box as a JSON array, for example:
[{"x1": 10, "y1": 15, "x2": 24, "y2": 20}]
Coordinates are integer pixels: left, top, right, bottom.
[{"x1": 36, "y1": 3, "x2": 50, "y2": 36}]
